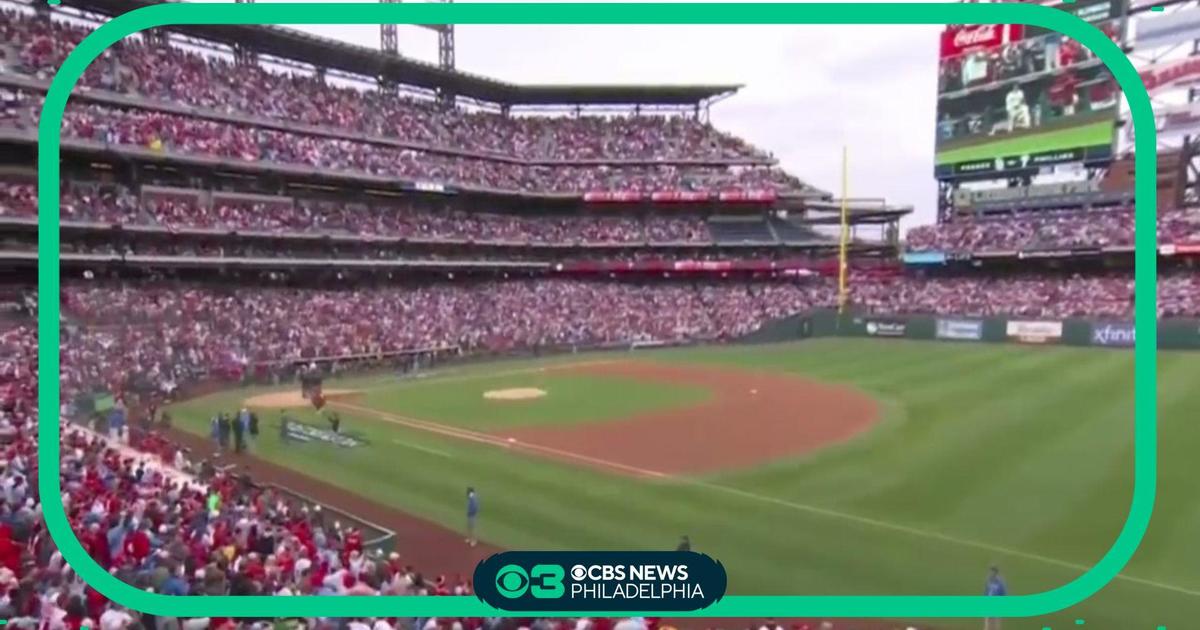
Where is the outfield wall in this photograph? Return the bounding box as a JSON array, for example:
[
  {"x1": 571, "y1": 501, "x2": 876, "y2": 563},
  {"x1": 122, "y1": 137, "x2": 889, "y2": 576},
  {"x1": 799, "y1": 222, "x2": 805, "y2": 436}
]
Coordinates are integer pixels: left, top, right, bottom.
[{"x1": 750, "y1": 311, "x2": 1200, "y2": 350}]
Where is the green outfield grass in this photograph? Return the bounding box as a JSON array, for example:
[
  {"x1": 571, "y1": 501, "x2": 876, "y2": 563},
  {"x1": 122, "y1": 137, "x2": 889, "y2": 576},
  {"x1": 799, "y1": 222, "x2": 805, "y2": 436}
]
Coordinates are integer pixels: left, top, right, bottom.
[
  {"x1": 934, "y1": 119, "x2": 1114, "y2": 166},
  {"x1": 169, "y1": 340, "x2": 1200, "y2": 629}
]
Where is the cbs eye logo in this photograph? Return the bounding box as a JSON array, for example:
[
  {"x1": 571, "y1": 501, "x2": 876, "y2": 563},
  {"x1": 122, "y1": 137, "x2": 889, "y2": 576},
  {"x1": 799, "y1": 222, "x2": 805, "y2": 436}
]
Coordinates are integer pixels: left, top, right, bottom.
[
  {"x1": 495, "y1": 565, "x2": 530, "y2": 598},
  {"x1": 495, "y1": 564, "x2": 564, "y2": 599}
]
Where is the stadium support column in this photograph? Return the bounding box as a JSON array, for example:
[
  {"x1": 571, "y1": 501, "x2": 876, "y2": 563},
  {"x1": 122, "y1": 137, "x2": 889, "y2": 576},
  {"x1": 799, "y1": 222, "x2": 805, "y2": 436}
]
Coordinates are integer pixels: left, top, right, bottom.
[
  {"x1": 1185, "y1": 40, "x2": 1200, "y2": 206},
  {"x1": 380, "y1": 0, "x2": 400, "y2": 55},
  {"x1": 377, "y1": 0, "x2": 400, "y2": 103},
  {"x1": 937, "y1": 180, "x2": 957, "y2": 223},
  {"x1": 440, "y1": 23, "x2": 456, "y2": 71},
  {"x1": 884, "y1": 218, "x2": 899, "y2": 250},
  {"x1": 436, "y1": 0, "x2": 456, "y2": 107},
  {"x1": 437, "y1": 23, "x2": 456, "y2": 107},
  {"x1": 382, "y1": 25, "x2": 399, "y2": 54},
  {"x1": 233, "y1": 0, "x2": 256, "y2": 67}
]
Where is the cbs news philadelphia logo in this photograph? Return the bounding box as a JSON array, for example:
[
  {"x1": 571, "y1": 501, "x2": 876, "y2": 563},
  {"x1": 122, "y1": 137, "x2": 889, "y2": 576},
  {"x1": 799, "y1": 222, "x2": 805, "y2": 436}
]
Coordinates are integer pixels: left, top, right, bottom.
[{"x1": 476, "y1": 551, "x2": 726, "y2": 611}]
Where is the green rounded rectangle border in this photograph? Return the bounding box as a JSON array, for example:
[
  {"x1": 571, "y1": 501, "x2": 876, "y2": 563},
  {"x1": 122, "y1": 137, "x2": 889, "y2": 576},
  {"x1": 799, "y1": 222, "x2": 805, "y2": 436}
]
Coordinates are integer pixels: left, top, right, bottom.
[{"x1": 35, "y1": 1, "x2": 1158, "y2": 620}]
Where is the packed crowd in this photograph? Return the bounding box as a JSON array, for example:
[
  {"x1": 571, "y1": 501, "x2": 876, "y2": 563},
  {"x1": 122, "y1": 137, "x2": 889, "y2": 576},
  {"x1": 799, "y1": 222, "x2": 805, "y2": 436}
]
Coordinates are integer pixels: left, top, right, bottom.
[
  {"x1": 17, "y1": 8, "x2": 1200, "y2": 630},
  {"x1": 6, "y1": 268, "x2": 1199, "y2": 628},
  {"x1": 42, "y1": 103, "x2": 800, "y2": 195},
  {"x1": 55, "y1": 242, "x2": 781, "y2": 265},
  {"x1": 55, "y1": 271, "x2": 1198, "y2": 399},
  {"x1": 905, "y1": 206, "x2": 1200, "y2": 253},
  {"x1": 4, "y1": 278, "x2": 827, "y2": 625},
  {"x1": 2, "y1": 3, "x2": 804, "y2": 195},
  {"x1": 855, "y1": 274, "x2": 1129, "y2": 319},
  {"x1": 0, "y1": 324, "x2": 682, "y2": 630},
  {"x1": 279, "y1": 201, "x2": 709, "y2": 244},
  {"x1": 59, "y1": 280, "x2": 832, "y2": 397},
  {"x1": 0, "y1": 183, "x2": 712, "y2": 244},
  {"x1": 52, "y1": 241, "x2": 560, "y2": 262},
  {"x1": 4, "y1": 9, "x2": 764, "y2": 163},
  {"x1": 864, "y1": 272, "x2": 1199, "y2": 319}
]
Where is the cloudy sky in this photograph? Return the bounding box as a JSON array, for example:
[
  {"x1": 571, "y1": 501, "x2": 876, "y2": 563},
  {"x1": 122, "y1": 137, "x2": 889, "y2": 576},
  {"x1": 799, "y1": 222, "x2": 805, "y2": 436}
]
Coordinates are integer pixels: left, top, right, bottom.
[{"x1": 261, "y1": 0, "x2": 944, "y2": 228}]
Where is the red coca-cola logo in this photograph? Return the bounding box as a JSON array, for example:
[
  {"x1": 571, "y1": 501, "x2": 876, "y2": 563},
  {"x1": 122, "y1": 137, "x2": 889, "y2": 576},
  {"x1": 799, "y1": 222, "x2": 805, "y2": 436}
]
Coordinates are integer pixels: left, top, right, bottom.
[
  {"x1": 940, "y1": 23, "x2": 1023, "y2": 58},
  {"x1": 954, "y1": 24, "x2": 1002, "y2": 47}
]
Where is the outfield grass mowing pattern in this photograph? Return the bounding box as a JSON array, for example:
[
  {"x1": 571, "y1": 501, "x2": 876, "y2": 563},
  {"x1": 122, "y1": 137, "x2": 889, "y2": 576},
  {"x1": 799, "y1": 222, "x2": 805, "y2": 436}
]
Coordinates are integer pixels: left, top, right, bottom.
[{"x1": 170, "y1": 340, "x2": 1200, "y2": 629}]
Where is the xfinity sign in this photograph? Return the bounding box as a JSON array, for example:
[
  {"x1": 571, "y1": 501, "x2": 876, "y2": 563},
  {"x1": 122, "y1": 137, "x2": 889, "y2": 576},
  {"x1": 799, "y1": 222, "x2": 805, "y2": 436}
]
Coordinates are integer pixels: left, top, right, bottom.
[{"x1": 1093, "y1": 322, "x2": 1136, "y2": 347}]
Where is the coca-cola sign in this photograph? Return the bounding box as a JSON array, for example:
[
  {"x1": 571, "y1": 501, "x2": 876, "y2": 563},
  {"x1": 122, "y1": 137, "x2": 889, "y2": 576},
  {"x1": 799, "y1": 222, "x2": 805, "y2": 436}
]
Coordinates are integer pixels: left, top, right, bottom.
[
  {"x1": 955, "y1": 25, "x2": 1002, "y2": 47},
  {"x1": 940, "y1": 24, "x2": 1024, "y2": 58}
]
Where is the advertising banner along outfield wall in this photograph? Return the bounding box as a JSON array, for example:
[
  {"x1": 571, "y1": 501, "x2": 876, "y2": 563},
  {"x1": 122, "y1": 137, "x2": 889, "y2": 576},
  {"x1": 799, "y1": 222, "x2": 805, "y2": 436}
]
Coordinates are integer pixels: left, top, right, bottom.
[
  {"x1": 753, "y1": 311, "x2": 1200, "y2": 350},
  {"x1": 936, "y1": 318, "x2": 985, "y2": 341},
  {"x1": 1159, "y1": 318, "x2": 1200, "y2": 349},
  {"x1": 1005, "y1": 320, "x2": 1064, "y2": 344},
  {"x1": 865, "y1": 319, "x2": 908, "y2": 337},
  {"x1": 1092, "y1": 321, "x2": 1136, "y2": 347}
]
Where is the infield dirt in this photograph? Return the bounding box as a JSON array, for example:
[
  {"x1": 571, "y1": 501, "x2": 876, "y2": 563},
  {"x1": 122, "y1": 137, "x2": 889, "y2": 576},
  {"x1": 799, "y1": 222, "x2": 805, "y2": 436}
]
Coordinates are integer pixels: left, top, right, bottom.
[
  {"x1": 244, "y1": 388, "x2": 362, "y2": 408},
  {"x1": 173, "y1": 359, "x2": 895, "y2": 627},
  {"x1": 501, "y1": 361, "x2": 881, "y2": 475}
]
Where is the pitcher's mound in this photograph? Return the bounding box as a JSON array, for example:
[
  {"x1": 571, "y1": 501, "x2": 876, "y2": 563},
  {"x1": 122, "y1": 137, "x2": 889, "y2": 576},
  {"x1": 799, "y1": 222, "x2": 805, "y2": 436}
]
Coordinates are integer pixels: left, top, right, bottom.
[
  {"x1": 244, "y1": 389, "x2": 361, "y2": 408},
  {"x1": 483, "y1": 388, "x2": 547, "y2": 401}
]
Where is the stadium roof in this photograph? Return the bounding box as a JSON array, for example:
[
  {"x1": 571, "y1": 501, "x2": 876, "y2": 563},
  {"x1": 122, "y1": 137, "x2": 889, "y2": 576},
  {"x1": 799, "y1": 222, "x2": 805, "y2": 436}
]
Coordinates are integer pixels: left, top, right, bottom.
[{"x1": 60, "y1": 0, "x2": 742, "y2": 106}]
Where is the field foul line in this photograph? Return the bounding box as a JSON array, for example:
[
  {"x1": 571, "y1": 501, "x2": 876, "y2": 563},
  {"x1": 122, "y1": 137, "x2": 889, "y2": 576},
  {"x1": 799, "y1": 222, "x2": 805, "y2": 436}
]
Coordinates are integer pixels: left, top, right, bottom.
[
  {"x1": 357, "y1": 359, "x2": 622, "y2": 394},
  {"x1": 334, "y1": 401, "x2": 1197, "y2": 599},
  {"x1": 687, "y1": 482, "x2": 1200, "y2": 598},
  {"x1": 331, "y1": 401, "x2": 668, "y2": 479},
  {"x1": 390, "y1": 438, "x2": 453, "y2": 459}
]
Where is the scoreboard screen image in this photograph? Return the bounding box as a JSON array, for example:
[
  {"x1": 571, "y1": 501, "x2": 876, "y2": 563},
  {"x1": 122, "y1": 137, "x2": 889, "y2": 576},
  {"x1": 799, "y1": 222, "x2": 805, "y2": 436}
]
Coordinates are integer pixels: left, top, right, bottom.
[{"x1": 934, "y1": 0, "x2": 1128, "y2": 179}]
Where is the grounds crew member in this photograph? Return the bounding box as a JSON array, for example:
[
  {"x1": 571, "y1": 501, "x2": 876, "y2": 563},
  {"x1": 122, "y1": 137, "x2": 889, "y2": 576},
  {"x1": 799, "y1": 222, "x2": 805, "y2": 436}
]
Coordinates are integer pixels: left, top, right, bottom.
[
  {"x1": 232, "y1": 411, "x2": 246, "y2": 453},
  {"x1": 217, "y1": 414, "x2": 232, "y2": 452},
  {"x1": 984, "y1": 566, "x2": 1007, "y2": 630},
  {"x1": 249, "y1": 410, "x2": 260, "y2": 444},
  {"x1": 466, "y1": 487, "x2": 479, "y2": 547},
  {"x1": 279, "y1": 410, "x2": 292, "y2": 443}
]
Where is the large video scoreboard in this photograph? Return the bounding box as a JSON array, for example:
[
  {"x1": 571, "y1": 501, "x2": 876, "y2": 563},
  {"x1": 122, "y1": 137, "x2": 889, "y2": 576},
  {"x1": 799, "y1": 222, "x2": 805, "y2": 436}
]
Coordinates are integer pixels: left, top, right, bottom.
[{"x1": 934, "y1": 0, "x2": 1129, "y2": 180}]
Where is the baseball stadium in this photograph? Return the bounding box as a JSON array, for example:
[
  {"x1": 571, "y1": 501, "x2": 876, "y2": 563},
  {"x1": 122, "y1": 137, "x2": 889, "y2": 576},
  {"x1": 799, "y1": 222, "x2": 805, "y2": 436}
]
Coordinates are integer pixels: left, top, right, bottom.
[{"x1": 2, "y1": 0, "x2": 1200, "y2": 629}]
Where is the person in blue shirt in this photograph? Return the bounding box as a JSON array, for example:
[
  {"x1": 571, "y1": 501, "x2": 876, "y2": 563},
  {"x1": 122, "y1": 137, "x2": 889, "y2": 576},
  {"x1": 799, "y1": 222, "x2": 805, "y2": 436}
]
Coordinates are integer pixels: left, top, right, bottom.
[
  {"x1": 238, "y1": 406, "x2": 252, "y2": 450},
  {"x1": 466, "y1": 487, "x2": 479, "y2": 547},
  {"x1": 161, "y1": 569, "x2": 190, "y2": 596},
  {"x1": 210, "y1": 415, "x2": 221, "y2": 452},
  {"x1": 106, "y1": 516, "x2": 128, "y2": 559},
  {"x1": 984, "y1": 566, "x2": 1007, "y2": 630}
]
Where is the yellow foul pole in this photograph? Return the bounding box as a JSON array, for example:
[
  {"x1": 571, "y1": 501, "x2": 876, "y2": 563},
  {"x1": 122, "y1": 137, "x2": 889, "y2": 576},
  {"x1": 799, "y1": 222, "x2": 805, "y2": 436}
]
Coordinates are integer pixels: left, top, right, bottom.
[{"x1": 837, "y1": 146, "x2": 850, "y2": 313}]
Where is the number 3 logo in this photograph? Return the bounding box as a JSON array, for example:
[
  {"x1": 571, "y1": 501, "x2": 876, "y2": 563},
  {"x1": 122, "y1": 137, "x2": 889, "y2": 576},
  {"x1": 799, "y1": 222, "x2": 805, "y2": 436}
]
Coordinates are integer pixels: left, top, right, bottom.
[{"x1": 530, "y1": 564, "x2": 565, "y2": 599}]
